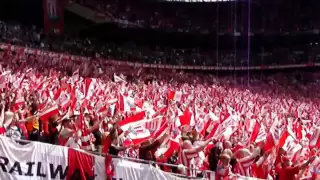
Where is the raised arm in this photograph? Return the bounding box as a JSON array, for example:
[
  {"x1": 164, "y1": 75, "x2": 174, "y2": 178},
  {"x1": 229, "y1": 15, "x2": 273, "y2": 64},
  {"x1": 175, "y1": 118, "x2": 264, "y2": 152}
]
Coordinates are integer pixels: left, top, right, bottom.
[
  {"x1": 111, "y1": 143, "x2": 138, "y2": 151},
  {"x1": 255, "y1": 152, "x2": 269, "y2": 167},
  {"x1": 88, "y1": 117, "x2": 102, "y2": 133},
  {"x1": 17, "y1": 115, "x2": 39, "y2": 123},
  {"x1": 184, "y1": 138, "x2": 212, "y2": 154},
  {"x1": 140, "y1": 133, "x2": 168, "y2": 151},
  {"x1": 238, "y1": 148, "x2": 261, "y2": 163},
  {"x1": 300, "y1": 156, "x2": 316, "y2": 170}
]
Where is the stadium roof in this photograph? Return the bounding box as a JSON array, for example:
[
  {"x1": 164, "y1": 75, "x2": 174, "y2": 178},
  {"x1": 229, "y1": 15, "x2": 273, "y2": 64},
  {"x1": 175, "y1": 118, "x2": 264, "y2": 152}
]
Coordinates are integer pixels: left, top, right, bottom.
[{"x1": 160, "y1": 0, "x2": 237, "y2": 2}]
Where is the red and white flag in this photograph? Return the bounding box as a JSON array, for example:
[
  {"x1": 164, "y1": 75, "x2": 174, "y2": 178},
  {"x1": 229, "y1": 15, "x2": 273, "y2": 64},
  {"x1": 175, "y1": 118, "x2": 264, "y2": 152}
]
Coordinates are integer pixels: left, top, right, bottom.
[
  {"x1": 12, "y1": 96, "x2": 25, "y2": 110},
  {"x1": 72, "y1": 69, "x2": 79, "y2": 82},
  {"x1": 178, "y1": 107, "x2": 195, "y2": 128},
  {"x1": 264, "y1": 118, "x2": 281, "y2": 151},
  {"x1": 39, "y1": 104, "x2": 59, "y2": 121},
  {"x1": 155, "y1": 135, "x2": 180, "y2": 160},
  {"x1": 211, "y1": 114, "x2": 235, "y2": 140},
  {"x1": 125, "y1": 125, "x2": 152, "y2": 145},
  {"x1": 168, "y1": 90, "x2": 183, "y2": 102},
  {"x1": 114, "y1": 74, "x2": 126, "y2": 83},
  {"x1": 310, "y1": 127, "x2": 320, "y2": 148},
  {"x1": 84, "y1": 78, "x2": 97, "y2": 100},
  {"x1": 249, "y1": 120, "x2": 267, "y2": 144},
  {"x1": 117, "y1": 111, "x2": 146, "y2": 131},
  {"x1": 145, "y1": 116, "x2": 164, "y2": 133},
  {"x1": 118, "y1": 94, "x2": 139, "y2": 112}
]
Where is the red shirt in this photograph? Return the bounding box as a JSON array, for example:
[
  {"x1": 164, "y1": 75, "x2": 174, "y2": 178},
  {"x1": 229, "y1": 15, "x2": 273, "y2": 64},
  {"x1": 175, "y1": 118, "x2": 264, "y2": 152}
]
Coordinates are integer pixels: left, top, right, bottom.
[
  {"x1": 276, "y1": 165, "x2": 300, "y2": 180},
  {"x1": 252, "y1": 163, "x2": 267, "y2": 179},
  {"x1": 274, "y1": 154, "x2": 282, "y2": 167},
  {"x1": 0, "y1": 127, "x2": 5, "y2": 135},
  {"x1": 103, "y1": 135, "x2": 112, "y2": 154}
]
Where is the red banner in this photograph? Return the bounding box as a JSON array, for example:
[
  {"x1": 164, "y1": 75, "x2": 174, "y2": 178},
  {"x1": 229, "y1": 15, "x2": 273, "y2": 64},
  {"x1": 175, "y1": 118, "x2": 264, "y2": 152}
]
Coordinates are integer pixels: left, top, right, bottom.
[{"x1": 43, "y1": 0, "x2": 64, "y2": 34}]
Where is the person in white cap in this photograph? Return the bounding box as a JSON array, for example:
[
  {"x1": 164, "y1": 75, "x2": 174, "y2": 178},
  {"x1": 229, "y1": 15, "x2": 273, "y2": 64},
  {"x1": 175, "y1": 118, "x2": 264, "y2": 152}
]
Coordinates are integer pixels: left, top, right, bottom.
[
  {"x1": 5, "y1": 113, "x2": 25, "y2": 140},
  {"x1": 1, "y1": 107, "x2": 38, "y2": 140}
]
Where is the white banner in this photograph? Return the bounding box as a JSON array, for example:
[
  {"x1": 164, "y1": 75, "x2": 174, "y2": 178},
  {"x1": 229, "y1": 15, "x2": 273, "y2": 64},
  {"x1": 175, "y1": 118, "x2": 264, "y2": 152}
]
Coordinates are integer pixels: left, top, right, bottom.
[
  {"x1": 0, "y1": 136, "x2": 108, "y2": 180},
  {"x1": 0, "y1": 136, "x2": 68, "y2": 180},
  {"x1": 0, "y1": 136, "x2": 200, "y2": 180},
  {"x1": 113, "y1": 159, "x2": 202, "y2": 180}
]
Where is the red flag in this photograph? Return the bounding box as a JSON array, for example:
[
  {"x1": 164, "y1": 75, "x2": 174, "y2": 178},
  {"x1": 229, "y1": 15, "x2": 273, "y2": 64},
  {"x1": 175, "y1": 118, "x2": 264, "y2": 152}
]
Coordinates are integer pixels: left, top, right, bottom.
[
  {"x1": 249, "y1": 120, "x2": 260, "y2": 144},
  {"x1": 179, "y1": 107, "x2": 193, "y2": 127},
  {"x1": 66, "y1": 148, "x2": 94, "y2": 180}
]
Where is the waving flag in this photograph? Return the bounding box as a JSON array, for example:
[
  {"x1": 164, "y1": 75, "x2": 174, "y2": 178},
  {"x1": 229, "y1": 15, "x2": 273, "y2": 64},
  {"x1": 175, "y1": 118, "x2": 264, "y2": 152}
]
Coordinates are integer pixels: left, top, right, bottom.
[
  {"x1": 119, "y1": 94, "x2": 139, "y2": 112},
  {"x1": 118, "y1": 111, "x2": 146, "y2": 131},
  {"x1": 39, "y1": 104, "x2": 59, "y2": 121},
  {"x1": 310, "y1": 127, "x2": 320, "y2": 148},
  {"x1": 127, "y1": 125, "x2": 152, "y2": 145},
  {"x1": 168, "y1": 90, "x2": 183, "y2": 102},
  {"x1": 178, "y1": 107, "x2": 195, "y2": 128},
  {"x1": 114, "y1": 74, "x2": 126, "y2": 83}
]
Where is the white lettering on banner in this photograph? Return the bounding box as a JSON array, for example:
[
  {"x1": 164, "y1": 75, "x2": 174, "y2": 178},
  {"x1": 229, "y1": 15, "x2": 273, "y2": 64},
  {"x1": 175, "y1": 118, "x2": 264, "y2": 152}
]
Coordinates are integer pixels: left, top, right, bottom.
[
  {"x1": 0, "y1": 43, "x2": 319, "y2": 71},
  {"x1": 0, "y1": 136, "x2": 102, "y2": 180},
  {"x1": 0, "y1": 156, "x2": 67, "y2": 179},
  {"x1": 0, "y1": 136, "x2": 68, "y2": 180}
]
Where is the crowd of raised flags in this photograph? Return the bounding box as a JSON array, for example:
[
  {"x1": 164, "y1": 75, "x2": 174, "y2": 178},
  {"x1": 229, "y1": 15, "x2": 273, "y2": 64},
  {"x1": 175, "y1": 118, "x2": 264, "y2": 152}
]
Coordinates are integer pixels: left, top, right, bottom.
[{"x1": 0, "y1": 44, "x2": 320, "y2": 179}]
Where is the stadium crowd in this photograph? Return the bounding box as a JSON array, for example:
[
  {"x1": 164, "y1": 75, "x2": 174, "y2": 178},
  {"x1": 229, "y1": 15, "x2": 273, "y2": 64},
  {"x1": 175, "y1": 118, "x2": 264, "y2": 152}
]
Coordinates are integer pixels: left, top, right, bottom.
[
  {"x1": 1, "y1": 21, "x2": 320, "y2": 68},
  {"x1": 1, "y1": 42, "x2": 320, "y2": 179},
  {"x1": 0, "y1": 34, "x2": 320, "y2": 180},
  {"x1": 77, "y1": 0, "x2": 320, "y2": 33},
  {"x1": 1, "y1": 1, "x2": 320, "y2": 177}
]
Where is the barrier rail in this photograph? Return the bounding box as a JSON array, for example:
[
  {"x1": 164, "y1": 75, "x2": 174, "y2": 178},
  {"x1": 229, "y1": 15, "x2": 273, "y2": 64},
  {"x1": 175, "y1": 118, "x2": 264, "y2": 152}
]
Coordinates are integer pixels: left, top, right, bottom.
[
  {"x1": 0, "y1": 43, "x2": 318, "y2": 71},
  {"x1": 86, "y1": 152, "x2": 266, "y2": 180},
  {"x1": 88, "y1": 150, "x2": 205, "y2": 172}
]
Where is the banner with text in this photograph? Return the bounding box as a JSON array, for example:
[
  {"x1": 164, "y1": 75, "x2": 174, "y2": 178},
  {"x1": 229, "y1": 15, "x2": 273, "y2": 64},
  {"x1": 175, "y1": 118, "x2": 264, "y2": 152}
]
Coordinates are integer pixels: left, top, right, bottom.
[
  {"x1": 0, "y1": 136, "x2": 199, "y2": 180},
  {"x1": 0, "y1": 136, "x2": 105, "y2": 180},
  {"x1": 0, "y1": 43, "x2": 317, "y2": 71},
  {"x1": 0, "y1": 136, "x2": 263, "y2": 180},
  {"x1": 43, "y1": 0, "x2": 64, "y2": 34}
]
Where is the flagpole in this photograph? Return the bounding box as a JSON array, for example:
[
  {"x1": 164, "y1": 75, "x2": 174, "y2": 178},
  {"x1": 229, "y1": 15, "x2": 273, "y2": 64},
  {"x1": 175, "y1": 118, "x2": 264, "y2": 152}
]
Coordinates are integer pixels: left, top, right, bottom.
[
  {"x1": 233, "y1": 0, "x2": 237, "y2": 81},
  {"x1": 247, "y1": 0, "x2": 251, "y2": 87},
  {"x1": 216, "y1": 2, "x2": 219, "y2": 78}
]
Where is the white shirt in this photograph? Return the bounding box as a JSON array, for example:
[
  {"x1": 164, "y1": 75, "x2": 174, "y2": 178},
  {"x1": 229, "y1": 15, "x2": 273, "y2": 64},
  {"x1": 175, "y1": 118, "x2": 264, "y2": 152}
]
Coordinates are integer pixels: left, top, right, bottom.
[{"x1": 60, "y1": 128, "x2": 81, "y2": 149}]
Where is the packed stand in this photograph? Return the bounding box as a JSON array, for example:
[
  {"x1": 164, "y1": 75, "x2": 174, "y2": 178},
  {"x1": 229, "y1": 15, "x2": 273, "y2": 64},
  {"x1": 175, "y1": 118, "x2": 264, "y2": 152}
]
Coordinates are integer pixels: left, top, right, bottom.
[
  {"x1": 2, "y1": 21, "x2": 320, "y2": 67},
  {"x1": 0, "y1": 43, "x2": 320, "y2": 179},
  {"x1": 77, "y1": 0, "x2": 320, "y2": 33},
  {"x1": 0, "y1": 21, "x2": 43, "y2": 48},
  {"x1": 79, "y1": 0, "x2": 256, "y2": 33}
]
